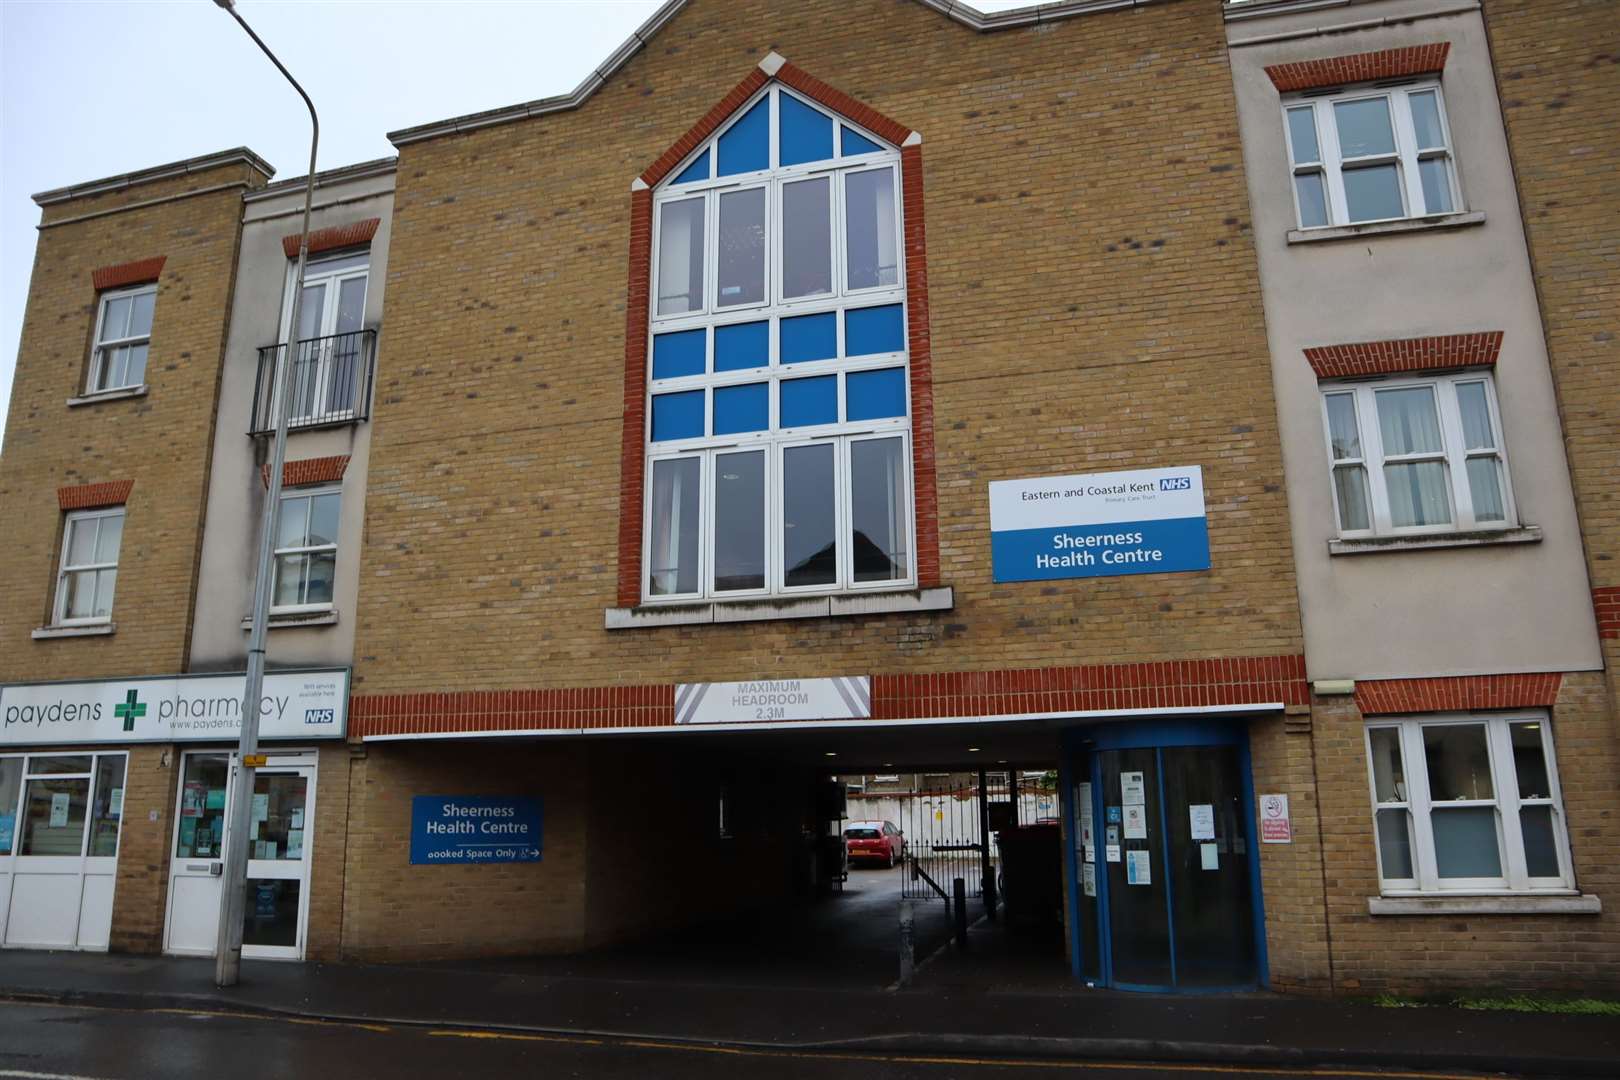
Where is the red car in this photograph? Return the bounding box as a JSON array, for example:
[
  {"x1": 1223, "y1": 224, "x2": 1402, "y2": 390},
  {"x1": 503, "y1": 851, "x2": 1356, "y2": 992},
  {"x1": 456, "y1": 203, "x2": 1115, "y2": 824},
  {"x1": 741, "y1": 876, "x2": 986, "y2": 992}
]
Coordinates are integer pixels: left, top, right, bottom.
[{"x1": 844, "y1": 820, "x2": 906, "y2": 867}]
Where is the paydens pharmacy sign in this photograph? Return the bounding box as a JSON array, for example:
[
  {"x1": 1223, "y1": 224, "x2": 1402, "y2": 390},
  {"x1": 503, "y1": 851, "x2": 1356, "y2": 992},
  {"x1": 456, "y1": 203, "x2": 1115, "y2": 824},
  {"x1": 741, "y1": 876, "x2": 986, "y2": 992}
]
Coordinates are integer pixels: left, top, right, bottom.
[
  {"x1": 989, "y1": 466, "x2": 1211, "y2": 583},
  {"x1": 0, "y1": 669, "x2": 349, "y2": 746}
]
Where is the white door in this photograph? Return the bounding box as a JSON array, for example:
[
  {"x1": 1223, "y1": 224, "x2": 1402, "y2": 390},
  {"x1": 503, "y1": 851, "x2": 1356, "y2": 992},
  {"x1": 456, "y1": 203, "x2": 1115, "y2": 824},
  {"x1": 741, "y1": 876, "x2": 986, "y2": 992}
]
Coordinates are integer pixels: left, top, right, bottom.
[
  {"x1": 163, "y1": 750, "x2": 317, "y2": 961},
  {"x1": 277, "y1": 252, "x2": 369, "y2": 422},
  {"x1": 1, "y1": 752, "x2": 126, "y2": 951}
]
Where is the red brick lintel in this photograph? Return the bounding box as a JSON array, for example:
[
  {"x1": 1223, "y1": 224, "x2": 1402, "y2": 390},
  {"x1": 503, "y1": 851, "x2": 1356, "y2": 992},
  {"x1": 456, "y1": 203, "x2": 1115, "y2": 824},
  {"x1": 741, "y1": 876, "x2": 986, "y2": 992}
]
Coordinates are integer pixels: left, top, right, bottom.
[
  {"x1": 1355, "y1": 673, "x2": 1562, "y2": 715},
  {"x1": 1305, "y1": 331, "x2": 1503, "y2": 380},
  {"x1": 260, "y1": 455, "x2": 350, "y2": 489},
  {"x1": 282, "y1": 218, "x2": 381, "y2": 259},
  {"x1": 58, "y1": 479, "x2": 134, "y2": 511},
  {"x1": 1265, "y1": 43, "x2": 1450, "y2": 93},
  {"x1": 91, "y1": 257, "x2": 166, "y2": 292},
  {"x1": 1594, "y1": 586, "x2": 1620, "y2": 640},
  {"x1": 348, "y1": 655, "x2": 1310, "y2": 739}
]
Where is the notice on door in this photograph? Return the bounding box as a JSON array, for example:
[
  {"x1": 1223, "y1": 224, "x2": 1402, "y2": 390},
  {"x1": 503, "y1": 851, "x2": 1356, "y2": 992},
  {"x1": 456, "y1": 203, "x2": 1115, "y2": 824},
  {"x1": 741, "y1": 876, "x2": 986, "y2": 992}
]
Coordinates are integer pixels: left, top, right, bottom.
[
  {"x1": 1076, "y1": 782, "x2": 1094, "y2": 848},
  {"x1": 1120, "y1": 772, "x2": 1146, "y2": 806},
  {"x1": 1122, "y1": 804, "x2": 1148, "y2": 840},
  {"x1": 410, "y1": 795, "x2": 542, "y2": 865},
  {"x1": 1260, "y1": 793, "x2": 1292, "y2": 844},
  {"x1": 1082, "y1": 862, "x2": 1097, "y2": 897},
  {"x1": 1189, "y1": 804, "x2": 1215, "y2": 841},
  {"x1": 1126, "y1": 850, "x2": 1152, "y2": 885}
]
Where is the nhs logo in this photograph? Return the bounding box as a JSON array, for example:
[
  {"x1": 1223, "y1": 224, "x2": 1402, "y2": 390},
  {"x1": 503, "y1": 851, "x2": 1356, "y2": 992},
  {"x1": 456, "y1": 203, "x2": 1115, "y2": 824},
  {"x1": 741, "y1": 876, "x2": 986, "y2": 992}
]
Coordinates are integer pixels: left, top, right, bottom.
[
  {"x1": 1160, "y1": 476, "x2": 1193, "y2": 491},
  {"x1": 304, "y1": 708, "x2": 336, "y2": 726}
]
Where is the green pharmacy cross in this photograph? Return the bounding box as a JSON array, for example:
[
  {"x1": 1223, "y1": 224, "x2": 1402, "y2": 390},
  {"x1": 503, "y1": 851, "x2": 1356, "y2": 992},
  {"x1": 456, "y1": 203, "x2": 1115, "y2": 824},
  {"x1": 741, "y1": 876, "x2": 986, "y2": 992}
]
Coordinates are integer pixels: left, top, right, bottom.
[{"x1": 114, "y1": 689, "x2": 147, "y2": 732}]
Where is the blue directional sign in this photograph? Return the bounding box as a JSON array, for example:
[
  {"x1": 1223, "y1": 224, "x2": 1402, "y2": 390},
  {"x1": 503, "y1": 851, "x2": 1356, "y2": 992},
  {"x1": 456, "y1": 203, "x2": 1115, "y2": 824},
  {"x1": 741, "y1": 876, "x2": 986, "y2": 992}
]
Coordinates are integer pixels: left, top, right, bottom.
[
  {"x1": 410, "y1": 795, "x2": 542, "y2": 865},
  {"x1": 988, "y1": 466, "x2": 1211, "y2": 583}
]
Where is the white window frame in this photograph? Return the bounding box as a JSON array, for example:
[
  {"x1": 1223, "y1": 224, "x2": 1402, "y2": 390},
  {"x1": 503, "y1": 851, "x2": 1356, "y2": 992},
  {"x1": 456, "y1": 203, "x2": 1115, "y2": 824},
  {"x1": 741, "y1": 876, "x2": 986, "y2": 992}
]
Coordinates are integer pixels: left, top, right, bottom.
[
  {"x1": 275, "y1": 251, "x2": 371, "y2": 423},
  {"x1": 2, "y1": 751, "x2": 129, "y2": 860},
  {"x1": 53, "y1": 507, "x2": 124, "y2": 627},
  {"x1": 1319, "y1": 371, "x2": 1515, "y2": 538},
  {"x1": 87, "y1": 283, "x2": 156, "y2": 394},
  {"x1": 270, "y1": 486, "x2": 340, "y2": 615},
  {"x1": 1283, "y1": 80, "x2": 1461, "y2": 229},
  {"x1": 642, "y1": 83, "x2": 914, "y2": 604},
  {"x1": 1364, "y1": 713, "x2": 1575, "y2": 895}
]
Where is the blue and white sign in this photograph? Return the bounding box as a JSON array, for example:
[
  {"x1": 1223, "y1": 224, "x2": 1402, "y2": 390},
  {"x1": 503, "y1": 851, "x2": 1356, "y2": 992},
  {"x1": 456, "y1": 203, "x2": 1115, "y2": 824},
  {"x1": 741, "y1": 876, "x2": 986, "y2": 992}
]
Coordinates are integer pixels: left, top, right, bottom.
[
  {"x1": 410, "y1": 795, "x2": 542, "y2": 865},
  {"x1": 989, "y1": 466, "x2": 1210, "y2": 582}
]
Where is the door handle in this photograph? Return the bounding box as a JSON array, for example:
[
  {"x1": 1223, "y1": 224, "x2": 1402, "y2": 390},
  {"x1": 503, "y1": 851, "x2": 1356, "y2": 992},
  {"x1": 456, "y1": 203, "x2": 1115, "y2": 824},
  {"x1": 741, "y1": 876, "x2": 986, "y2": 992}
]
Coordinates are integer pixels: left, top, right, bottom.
[
  {"x1": 185, "y1": 863, "x2": 210, "y2": 871},
  {"x1": 210, "y1": 862, "x2": 224, "y2": 877}
]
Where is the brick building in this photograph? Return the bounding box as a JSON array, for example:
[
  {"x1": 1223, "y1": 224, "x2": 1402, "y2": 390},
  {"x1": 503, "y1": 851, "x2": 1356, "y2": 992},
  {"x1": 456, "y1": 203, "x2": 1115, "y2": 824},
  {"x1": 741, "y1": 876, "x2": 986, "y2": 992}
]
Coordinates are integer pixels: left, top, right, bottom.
[{"x1": 1, "y1": 0, "x2": 1614, "y2": 994}]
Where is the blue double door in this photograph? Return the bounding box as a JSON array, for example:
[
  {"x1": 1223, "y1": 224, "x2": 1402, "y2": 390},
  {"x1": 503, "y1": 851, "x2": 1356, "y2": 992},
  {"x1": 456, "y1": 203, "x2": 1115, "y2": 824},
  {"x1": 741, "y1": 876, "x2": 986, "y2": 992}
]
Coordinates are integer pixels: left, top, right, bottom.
[{"x1": 1067, "y1": 726, "x2": 1262, "y2": 992}]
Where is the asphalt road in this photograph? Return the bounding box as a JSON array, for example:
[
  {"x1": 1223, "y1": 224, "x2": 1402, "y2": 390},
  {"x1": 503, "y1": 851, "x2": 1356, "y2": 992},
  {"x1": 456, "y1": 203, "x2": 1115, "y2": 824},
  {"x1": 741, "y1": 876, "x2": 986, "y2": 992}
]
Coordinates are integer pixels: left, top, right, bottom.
[{"x1": 0, "y1": 999, "x2": 1520, "y2": 1080}]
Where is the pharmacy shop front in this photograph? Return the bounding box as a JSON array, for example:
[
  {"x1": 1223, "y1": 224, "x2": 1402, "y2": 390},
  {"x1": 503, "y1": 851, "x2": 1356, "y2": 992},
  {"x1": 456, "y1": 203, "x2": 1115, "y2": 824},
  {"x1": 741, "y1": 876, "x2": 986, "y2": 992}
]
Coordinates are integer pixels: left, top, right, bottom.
[{"x1": 0, "y1": 670, "x2": 347, "y2": 959}]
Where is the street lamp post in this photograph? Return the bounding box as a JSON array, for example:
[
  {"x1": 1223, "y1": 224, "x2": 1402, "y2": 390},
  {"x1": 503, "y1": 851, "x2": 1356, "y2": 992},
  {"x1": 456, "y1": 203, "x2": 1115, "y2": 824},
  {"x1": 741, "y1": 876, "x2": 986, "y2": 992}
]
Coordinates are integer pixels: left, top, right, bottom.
[{"x1": 210, "y1": 0, "x2": 320, "y2": 988}]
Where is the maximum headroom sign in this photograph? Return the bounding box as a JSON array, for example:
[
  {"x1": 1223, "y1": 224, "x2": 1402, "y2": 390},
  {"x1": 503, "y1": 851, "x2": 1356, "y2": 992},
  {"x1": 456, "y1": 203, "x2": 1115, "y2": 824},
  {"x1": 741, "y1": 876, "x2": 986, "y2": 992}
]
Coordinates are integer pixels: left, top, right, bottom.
[
  {"x1": 988, "y1": 466, "x2": 1211, "y2": 583},
  {"x1": 1, "y1": 669, "x2": 349, "y2": 746}
]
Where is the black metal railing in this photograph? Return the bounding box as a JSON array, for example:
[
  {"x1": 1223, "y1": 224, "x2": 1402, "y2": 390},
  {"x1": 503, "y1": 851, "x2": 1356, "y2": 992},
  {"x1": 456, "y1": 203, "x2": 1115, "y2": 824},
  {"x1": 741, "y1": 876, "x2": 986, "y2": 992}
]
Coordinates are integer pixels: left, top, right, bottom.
[{"x1": 250, "y1": 328, "x2": 376, "y2": 435}]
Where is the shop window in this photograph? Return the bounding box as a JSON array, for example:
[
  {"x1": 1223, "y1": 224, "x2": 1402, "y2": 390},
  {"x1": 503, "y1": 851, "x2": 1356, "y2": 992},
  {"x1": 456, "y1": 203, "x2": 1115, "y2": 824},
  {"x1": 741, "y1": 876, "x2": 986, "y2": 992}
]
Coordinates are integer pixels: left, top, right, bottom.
[
  {"x1": 645, "y1": 84, "x2": 912, "y2": 601},
  {"x1": 88, "y1": 284, "x2": 155, "y2": 393},
  {"x1": 272, "y1": 487, "x2": 339, "y2": 613},
  {"x1": 1363, "y1": 714, "x2": 1573, "y2": 893},
  {"x1": 9, "y1": 753, "x2": 122, "y2": 859},
  {"x1": 54, "y1": 508, "x2": 124, "y2": 626},
  {"x1": 1283, "y1": 83, "x2": 1459, "y2": 228},
  {"x1": 0, "y1": 757, "x2": 21, "y2": 856},
  {"x1": 1320, "y1": 372, "x2": 1512, "y2": 537}
]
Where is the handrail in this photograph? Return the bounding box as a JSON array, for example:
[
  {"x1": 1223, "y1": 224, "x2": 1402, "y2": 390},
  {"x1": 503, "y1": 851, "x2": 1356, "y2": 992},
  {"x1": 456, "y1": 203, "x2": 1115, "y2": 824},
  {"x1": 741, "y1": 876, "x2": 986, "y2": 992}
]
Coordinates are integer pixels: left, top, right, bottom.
[{"x1": 249, "y1": 328, "x2": 376, "y2": 435}]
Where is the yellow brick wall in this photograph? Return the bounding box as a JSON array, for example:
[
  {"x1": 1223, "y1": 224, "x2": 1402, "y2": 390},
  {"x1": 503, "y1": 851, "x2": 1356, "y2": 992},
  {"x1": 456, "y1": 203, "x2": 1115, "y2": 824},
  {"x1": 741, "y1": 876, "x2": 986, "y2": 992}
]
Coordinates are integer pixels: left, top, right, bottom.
[
  {"x1": 350, "y1": 0, "x2": 1303, "y2": 694},
  {"x1": 0, "y1": 162, "x2": 262, "y2": 682}
]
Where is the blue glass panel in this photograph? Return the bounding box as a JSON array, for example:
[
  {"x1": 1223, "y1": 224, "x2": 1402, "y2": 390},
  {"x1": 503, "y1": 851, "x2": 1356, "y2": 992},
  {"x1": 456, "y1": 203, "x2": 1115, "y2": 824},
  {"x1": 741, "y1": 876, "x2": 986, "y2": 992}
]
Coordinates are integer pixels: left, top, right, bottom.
[
  {"x1": 717, "y1": 99, "x2": 769, "y2": 177},
  {"x1": 780, "y1": 375, "x2": 838, "y2": 428},
  {"x1": 780, "y1": 312, "x2": 838, "y2": 364},
  {"x1": 671, "y1": 148, "x2": 710, "y2": 185},
  {"x1": 652, "y1": 329, "x2": 705, "y2": 379},
  {"x1": 713, "y1": 383, "x2": 769, "y2": 435},
  {"x1": 651, "y1": 390, "x2": 705, "y2": 441},
  {"x1": 845, "y1": 304, "x2": 905, "y2": 356},
  {"x1": 841, "y1": 125, "x2": 885, "y2": 157},
  {"x1": 780, "y1": 94, "x2": 834, "y2": 167},
  {"x1": 715, "y1": 321, "x2": 768, "y2": 372},
  {"x1": 846, "y1": 367, "x2": 907, "y2": 421}
]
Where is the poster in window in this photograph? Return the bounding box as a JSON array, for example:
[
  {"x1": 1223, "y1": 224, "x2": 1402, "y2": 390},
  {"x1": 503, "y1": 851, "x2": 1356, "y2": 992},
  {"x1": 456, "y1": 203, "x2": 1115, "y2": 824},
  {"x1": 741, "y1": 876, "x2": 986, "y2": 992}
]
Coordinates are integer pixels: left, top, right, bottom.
[
  {"x1": 49, "y1": 792, "x2": 70, "y2": 828},
  {"x1": 182, "y1": 782, "x2": 206, "y2": 818},
  {"x1": 109, "y1": 787, "x2": 124, "y2": 816}
]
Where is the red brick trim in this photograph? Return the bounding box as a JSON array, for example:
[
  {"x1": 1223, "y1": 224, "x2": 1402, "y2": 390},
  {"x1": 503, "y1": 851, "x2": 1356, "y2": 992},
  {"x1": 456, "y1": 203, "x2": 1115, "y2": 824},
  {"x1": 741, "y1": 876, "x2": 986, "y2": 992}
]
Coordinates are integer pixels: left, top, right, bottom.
[
  {"x1": 1265, "y1": 43, "x2": 1451, "y2": 93},
  {"x1": 774, "y1": 61, "x2": 913, "y2": 148},
  {"x1": 260, "y1": 455, "x2": 350, "y2": 489},
  {"x1": 616, "y1": 187, "x2": 654, "y2": 608},
  {"x1": 58, "y1": 479, "x2": 134, "y2": 511},
  {"x1": 91, "y1": 257, "x2": 165, "y2": 292},
  {"x1": 640, "y1": 69, "x2": 770, "y2": 188},
  {"x1": 620, "y1": 62, "x2": 939, "y2": 603},
  {"x1": 282, "y1": 218, "x2": 381, "y2": 259},
  {"x1": 1305, "y1": 331, "x2": 1503, "y2": 380},
  {"x1": 1354, "y1": 673, "x2": 1562, "y2": 715},
  {"x1": 348, "y1": 655, "x2": 1309, "y2": 739},
  {"x1": 1595, "y1": 587, "x2": 1620, "y2": 640}
]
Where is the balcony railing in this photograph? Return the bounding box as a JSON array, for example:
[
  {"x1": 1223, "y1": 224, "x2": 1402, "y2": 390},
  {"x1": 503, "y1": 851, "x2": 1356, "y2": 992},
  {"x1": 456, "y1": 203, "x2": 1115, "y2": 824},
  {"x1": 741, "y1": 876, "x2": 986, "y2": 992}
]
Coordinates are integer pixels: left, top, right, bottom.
[{"x1": 250, "y1": 329, "x2": 376, "y2": 436}]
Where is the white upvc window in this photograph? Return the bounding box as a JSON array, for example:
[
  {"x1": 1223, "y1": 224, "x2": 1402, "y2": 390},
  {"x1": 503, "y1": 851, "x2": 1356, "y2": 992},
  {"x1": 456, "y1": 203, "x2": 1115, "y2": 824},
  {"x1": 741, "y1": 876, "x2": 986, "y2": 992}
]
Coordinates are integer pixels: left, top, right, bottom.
[
  {"x1": 1320, "y1": 372, "x2": 1513, "y2": 537},
  {"x1": 88, "y1": 284, "x2": 156, "y2": 393},
  {"x1": 643, "y1": 83, "x2": 913, "y2": 603},
  {"x1": 1284, "y1": 82, "x2": 1459, "y2": 228},
  {"x1": 54, "y1": 508, "x2": 124, "y2": 625},
  {"x1": 276, "y1": 251, "x2": 370, "y2": 423},
  {"x1": 271, "y1": 487, "x2": 339, "y2": 613},
  {"x1": 1365, "y1": 714, "x2": 1574, "y2": 894}
]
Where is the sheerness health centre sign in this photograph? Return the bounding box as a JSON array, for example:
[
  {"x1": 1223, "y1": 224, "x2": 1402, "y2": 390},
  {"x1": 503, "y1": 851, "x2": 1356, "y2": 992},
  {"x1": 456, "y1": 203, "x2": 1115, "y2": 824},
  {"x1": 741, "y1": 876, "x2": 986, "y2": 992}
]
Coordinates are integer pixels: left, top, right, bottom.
[{"x1": 989, "y1": 466, "x2": 1210, "y2": 582}]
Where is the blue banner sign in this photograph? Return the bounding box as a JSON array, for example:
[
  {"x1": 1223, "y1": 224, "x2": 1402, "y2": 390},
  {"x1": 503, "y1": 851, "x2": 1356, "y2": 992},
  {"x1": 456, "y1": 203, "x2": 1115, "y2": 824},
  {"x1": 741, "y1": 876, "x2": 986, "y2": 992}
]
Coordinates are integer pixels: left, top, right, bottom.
[
  {"x1": 410, "y1": 795, "x2": 542, "y2": 865},
  {"x1": 989, "y1": 466, "x2": 1210, "y2": 583}
]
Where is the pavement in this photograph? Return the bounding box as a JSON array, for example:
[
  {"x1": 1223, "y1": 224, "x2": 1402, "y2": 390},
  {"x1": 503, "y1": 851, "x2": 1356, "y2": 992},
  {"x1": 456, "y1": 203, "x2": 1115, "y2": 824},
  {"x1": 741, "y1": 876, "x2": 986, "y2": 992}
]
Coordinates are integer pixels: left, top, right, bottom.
[{"x1": 2, "y1": 870, "x2": 1615, "y2": 1077}]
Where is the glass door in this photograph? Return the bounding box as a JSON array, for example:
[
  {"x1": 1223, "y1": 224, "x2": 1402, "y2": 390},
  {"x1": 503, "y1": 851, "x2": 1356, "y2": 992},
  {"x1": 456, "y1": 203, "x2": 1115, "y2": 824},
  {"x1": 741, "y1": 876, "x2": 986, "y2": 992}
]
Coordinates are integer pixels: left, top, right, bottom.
[
  {"x1": 277, "y1": 252, "x2": 369, "y2": 421},
  {"x1": 1072, "y1": 729, "x2": 1261, "y2": 992},
  {"x1": 163, "y1": 751, "x2": 317, "y2": 961}
]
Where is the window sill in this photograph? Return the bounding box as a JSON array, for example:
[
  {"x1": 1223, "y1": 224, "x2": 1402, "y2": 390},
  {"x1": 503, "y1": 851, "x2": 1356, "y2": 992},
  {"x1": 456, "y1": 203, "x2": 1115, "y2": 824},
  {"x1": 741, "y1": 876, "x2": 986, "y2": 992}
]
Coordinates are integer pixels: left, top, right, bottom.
[
  {"x1": 32, "y1": 623, "x2": 115, "y2": 640},
  {"x1": 67, "y1": 385, "x2": 148, "y2": 408},
  {"x1": 1287, "y1": 211, "x2": 1485, "y2": 245},
  {"x1": 605, "y1": 586, "x2": 953, "y2": 630},
  {"x1": 240, "y1": 609, "x2": 339, "y2": 630},
  {"x1": 1369, "y1": 893, "x2": 1601, "y2": 916},
  {"x1": 1328, "y1": 525, "x2": 1541, "y2": 556}
]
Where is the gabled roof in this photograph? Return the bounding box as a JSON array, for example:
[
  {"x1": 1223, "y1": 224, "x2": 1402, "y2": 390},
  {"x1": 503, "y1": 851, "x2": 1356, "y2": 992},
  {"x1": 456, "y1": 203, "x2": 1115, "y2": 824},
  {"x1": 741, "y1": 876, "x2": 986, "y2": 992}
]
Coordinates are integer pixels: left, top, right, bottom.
[{"x1": 386, "y1": 0, "x2": 1166, "y2": 147}]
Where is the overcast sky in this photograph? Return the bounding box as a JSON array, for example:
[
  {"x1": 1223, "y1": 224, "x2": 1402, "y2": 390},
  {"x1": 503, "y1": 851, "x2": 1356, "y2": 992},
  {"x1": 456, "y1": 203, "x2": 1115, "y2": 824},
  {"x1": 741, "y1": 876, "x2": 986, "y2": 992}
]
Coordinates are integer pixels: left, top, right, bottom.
[{"x1": 0, "y1": 0, "x2": 1026, "y2": 451}]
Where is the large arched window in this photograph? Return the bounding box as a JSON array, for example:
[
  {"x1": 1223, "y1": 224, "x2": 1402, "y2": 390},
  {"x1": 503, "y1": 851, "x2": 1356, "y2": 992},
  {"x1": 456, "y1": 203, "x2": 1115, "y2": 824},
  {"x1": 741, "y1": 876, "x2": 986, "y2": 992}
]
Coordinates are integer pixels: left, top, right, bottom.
[{"x1": 642, "y1": 83, "x2": 913, "y2": 602}]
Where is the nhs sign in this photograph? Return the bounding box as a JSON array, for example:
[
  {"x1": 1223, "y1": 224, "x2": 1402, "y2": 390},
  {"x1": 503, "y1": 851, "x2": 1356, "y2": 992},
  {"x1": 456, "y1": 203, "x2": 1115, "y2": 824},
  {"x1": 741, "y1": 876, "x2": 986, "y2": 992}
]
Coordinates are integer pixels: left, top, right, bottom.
[{"x1": 989, "y1": 466, "x2": 1211, "y2": 583}]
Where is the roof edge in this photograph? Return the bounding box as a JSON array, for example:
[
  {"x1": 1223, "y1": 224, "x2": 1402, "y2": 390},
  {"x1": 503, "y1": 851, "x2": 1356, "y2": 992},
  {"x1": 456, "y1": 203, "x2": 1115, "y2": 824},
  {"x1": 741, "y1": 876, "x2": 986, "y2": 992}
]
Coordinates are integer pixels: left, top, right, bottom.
[
  {"x1": 245, "y1": 156, "x2": 399, "y2": 203},
  {"x1": 386, "y1": 0, "x2": 1162, "y2": 149},
  {"x1": 33, "y1": 147, "x2": 275, "y2": 207}
]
